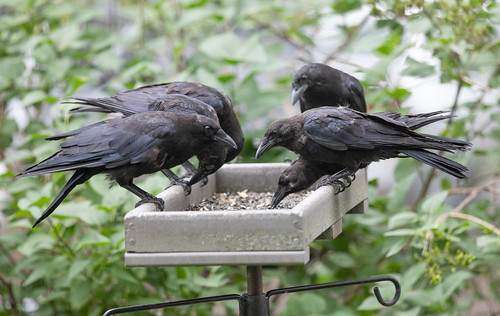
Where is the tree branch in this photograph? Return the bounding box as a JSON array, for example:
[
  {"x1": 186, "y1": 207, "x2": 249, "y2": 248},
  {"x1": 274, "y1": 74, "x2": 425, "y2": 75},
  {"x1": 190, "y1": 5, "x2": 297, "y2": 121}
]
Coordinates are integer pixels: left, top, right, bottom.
[
  {"x1": 0, "y1": 273, "x2": 19, "y2": 316},
  {"x1": 436, "y1": 212, "x2": 500, "y2": 236}
]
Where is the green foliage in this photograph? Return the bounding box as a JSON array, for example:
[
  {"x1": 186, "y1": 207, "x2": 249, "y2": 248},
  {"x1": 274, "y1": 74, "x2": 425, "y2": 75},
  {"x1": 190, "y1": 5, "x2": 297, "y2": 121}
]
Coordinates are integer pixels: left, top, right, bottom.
[{"x1": 1, "y1": 0, "x2": 500, "y2": 315}]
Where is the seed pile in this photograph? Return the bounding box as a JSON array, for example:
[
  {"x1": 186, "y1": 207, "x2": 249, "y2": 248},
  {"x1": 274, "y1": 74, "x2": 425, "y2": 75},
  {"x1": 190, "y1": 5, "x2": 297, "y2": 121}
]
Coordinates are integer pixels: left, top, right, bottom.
[{"x1": 187, "y1": 190, "x2": 311, "y2": 211}]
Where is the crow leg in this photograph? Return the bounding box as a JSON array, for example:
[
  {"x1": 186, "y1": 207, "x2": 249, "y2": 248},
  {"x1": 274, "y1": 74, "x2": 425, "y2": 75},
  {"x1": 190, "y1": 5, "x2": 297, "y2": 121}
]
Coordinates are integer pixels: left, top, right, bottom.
[
  {"x1": 119, "y1": 181, "x2": 165, "y2": 210},
  {"x1": 181, "y1": 161, "x2": 197, "y2": 176},
  {"x1": 316, "y1": 177, "x2": 346, "y2": 194},
  {"x1": 161, "y1": 169, "x2": 191, "y2": 195},
  {"x1": 187, "y1": 170, "x2": 209, "y2": 187},
  {"x1": 316, "y1": 168, "x2": 356, "y2": 195},
  {"x1": 182, "y1": 162, "x2": 209, "y2": 186}
]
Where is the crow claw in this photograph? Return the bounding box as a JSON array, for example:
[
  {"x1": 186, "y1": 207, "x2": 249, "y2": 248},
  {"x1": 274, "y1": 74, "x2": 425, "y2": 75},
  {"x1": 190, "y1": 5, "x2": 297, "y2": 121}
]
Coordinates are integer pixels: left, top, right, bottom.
[
  {"x1": 135, "y1": 196, "x2": 164, "y2": 211},
  {"x1": 165, "y1": 180, "x2": 192, "y2": 195}
]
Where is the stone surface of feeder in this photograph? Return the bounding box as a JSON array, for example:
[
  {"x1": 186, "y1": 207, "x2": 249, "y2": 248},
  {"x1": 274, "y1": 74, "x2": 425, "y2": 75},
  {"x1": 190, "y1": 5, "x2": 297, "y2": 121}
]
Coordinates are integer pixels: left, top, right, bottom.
[{"x1": 124, "y1": 163, "x2": 367, "y2": 266}]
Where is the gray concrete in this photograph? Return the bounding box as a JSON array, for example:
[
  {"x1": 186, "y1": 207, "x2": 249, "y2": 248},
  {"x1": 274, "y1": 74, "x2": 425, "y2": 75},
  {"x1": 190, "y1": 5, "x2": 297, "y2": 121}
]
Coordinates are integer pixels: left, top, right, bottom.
[
  {"x1": 124, "y1": 163, "x2": 367, "y2": 267},
  {"x1": 125, "y1": 250, "x2": 310, "y2": 266}
]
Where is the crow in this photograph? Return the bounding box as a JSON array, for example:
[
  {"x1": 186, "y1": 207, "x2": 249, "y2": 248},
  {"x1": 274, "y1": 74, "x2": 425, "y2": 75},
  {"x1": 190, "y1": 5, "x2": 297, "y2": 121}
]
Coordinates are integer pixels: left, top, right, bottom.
[
  {"x1": 49, "y1": 94, "x2": 222, "y2": 192},
  {"x1": 291, "y1": 63, "x2": 367, "y2": 113},
  {"x1": 256, "y1": 107, "x2": 470, "y2": 199},
  {"x1": 16, "y1": 111, "x2": 237, "y2": 227},
  {"x1": 270, "y1": 156, "x2": 346, "y2": 208},
  {"x1": 57, "y1": 81, "x2": 245, "y2": 187},
  {"x1": 269, "y1": 110, "x2": 458, "y2": 207}
]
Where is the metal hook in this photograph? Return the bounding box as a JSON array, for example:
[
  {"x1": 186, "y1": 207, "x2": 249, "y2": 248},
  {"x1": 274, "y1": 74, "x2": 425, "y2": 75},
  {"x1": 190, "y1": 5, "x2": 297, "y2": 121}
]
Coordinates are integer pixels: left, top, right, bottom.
[
  {"x1": 266, "y1": 275, "x2": 401, "y2": 307},
  {"x1": 372, "y1": 276, "x2": 401, "y2": 306}
]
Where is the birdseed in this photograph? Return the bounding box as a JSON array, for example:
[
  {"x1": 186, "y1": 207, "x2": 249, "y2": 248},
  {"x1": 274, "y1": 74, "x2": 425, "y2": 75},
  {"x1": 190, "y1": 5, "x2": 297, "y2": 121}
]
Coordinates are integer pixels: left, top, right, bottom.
[{"x1": 186, "y1": 190, "x2": 311, "y2": 211}]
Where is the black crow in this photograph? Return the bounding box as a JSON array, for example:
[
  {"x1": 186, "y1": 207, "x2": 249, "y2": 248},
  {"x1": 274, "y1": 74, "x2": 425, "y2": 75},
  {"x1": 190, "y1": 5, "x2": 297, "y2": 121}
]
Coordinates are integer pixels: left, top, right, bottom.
[
  {"x1": 269, "y1": 110, "x2": 458, "y2": 207},
  {"x1": 291, "y1": 63, "x2": 367, "y2": 113},
  {"x1": 256, "y1": 107, "x2": 470, "y2": 195},
  {"x1": 16, "y1": 111, "x2": 237, "y2": 227},
  {"x1": 49, "y1": 94, "x2": 221, "y2": 192},
  {"x1": 65, "y1": 81, "x2": 244, "y2": 160},
  {"x1": 58, "y1": 82, "x2": 245, "y2": 187}
]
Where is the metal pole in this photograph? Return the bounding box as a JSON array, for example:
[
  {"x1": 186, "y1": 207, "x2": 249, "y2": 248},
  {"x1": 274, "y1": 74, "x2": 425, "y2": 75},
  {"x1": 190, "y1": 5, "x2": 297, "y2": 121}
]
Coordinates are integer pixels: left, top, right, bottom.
[
  {"x1": 247, "y1": 265, "x2": 263, "y2": 295},
  {"x1": 240, "y1": 265, "x2": 269, "y2": 316}
]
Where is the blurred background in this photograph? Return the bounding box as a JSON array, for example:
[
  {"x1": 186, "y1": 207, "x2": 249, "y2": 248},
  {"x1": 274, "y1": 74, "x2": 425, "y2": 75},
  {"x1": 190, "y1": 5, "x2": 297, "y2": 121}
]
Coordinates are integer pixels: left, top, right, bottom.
[{"x1": 1, "y1": 0, "x2": 499, "y2": 315}]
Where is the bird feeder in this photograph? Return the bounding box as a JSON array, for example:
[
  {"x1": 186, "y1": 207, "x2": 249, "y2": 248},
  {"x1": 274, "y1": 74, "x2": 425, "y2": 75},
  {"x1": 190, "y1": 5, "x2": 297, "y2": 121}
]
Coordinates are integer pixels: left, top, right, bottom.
[
  {"x1": 104, "y1": 163, "x2": 403, "y2": 316},
  {"x1": 124, "y1": 163, "x2": 368, "y2": 267}
]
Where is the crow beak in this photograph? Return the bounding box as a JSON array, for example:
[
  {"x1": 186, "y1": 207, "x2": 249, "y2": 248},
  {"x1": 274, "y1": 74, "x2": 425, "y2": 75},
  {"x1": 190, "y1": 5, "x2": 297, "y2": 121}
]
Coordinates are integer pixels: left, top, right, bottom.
[
  {"x1": 291, "y1": 84, "x2": 307, "y2": 106},
  {"x1": 255, "y1": 137, "x2": 274, "y2": 159},
  {"x1": 214, "y1": 130, "x2": 237, "y2": 149},
  {"x1": 270, "y1": 184, "x2": 288, "y2": 208}
]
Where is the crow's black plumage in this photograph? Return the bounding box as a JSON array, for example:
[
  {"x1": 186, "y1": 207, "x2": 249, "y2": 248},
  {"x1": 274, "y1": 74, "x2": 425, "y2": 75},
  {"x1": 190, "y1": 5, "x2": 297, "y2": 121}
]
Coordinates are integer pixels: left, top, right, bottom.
[
  {"x1": 268, "y1": 110, "x2": 458, "y2": 207},
  {"x1": 256, "y1": 107, "x2": 470, "y2": 199},
  {"x1": 16, "y1": 111, "x2": 237, "y2": 227},
  {"x1": 54, "y1": 82, "x2": 244, "y2": 188},
  {"x1": 270, "y1": 156, "x2": 346, "y2": 208},
  {"x1": 291, "y1": 63, "x2": 367, "y2": 113}
]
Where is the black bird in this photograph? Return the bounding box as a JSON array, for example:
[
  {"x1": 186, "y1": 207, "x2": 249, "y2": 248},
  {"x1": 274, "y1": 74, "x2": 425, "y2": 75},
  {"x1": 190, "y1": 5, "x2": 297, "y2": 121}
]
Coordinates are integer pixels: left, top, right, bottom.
[
  {"x1": 49, "y1": 94, "x2": 221, "y2": 191},
  {"x1": 58, "y1": 82, "x2": 245, "y2": 188},
  {"x1": 16, "y1": 111, "x2": 237, "y2": 227},
  {"x1": 291, "y1": 63, "x2": 367, "y2": 113},
  {"x1": 271, "y1": 156, "x2": 345, "y2": 208},
  {"x1": 269, "y1": 110, "x2": 457, "y2": 207},
  {"x1": 256, "y1": 107, "x2": 470, "y2": 198}
]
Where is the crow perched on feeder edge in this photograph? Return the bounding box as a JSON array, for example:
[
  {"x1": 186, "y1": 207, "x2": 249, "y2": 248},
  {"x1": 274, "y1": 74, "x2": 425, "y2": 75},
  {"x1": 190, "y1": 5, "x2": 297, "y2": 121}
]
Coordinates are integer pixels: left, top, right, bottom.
[
  {"x1": 256, "y1": 107, "x2": 470, "y2": 204},
  {"x1": 16, "y1": 111, "x2": 237, "y2": 228},
  {"x1": 269, "y1": 110, "x2": 461, "y2": 208},
  {"x1": 56, "y1": 81, "x2": 245, "y2": 188}
]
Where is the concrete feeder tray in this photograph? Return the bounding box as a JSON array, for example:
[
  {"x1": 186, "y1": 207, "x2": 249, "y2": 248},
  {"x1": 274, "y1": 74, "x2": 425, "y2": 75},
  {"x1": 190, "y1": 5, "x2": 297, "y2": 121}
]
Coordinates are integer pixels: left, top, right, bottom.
[{"x1": 124, "y1": 163, "x2": 367, "y2": 267}]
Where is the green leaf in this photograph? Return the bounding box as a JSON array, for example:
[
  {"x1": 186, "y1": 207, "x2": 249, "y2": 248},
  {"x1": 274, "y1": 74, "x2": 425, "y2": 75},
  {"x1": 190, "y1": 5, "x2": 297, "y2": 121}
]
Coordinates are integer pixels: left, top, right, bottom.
[
  {"x1": 50, "y1": 200, "x2": 109, "y2": 225},
  {"x1": 329, "y1": 252, "x2": 356, "y2": 268},
  {"x1": 388, "y1": 212, "x2": 418, "y2": 229},
  {"x1": 402, "y1": 289, "x2": 434, "y2": 306},
  {"x1": 402, "y1": 57, "x2": 435, "y2": 77},
  {"x1": 111, "y1": 268, "x2": 140, "y2": 285},
  {"x1": 68, "y1": 259, "x2": 91, "y2": 282},
  {"x1": 50, "y1": 23, "x2": 84, "y2": 51},
  {"x1": 17, "y1": 233, "x2": 56, "y2": 257},
  {"x1": 406, "y1": 16, "x2": 433, "y2": 34},
  {"x1": 385, "y1": 236, "x2": 408, "y2": 257},
  {"x1": 23, "y1": 267, "x2": 46, "y2": 286},
  {"x1": 401, "y1": 262, "x2": 426, "y2": 290},
  {"x1": 386, "y1": 174, "x2": 416, "y2": 212},
  {"x1": 199, "y1": 33, "x2": 267, "y2": 64},
  {"x1": 376, "y1": 29, "x2": 402, "y2": 56},
  {"x1": 193, "y1": 272, "x2": 226, "y2": 287},
  {"x1": 70, "y1": 279, "x2": 92, "y2": 310},
  {"x1": 75, "y1": 230, "x2": 110, "y2": 250},
  {"x1": 286, "y1": 292, "x2": 327, "y2": 314},
  {"x1": 394, "y1": 307, "x2": 422, "y2": 316},
  {"x1": 419, "y1": 190, "x2": 449, "y2": 215},
  {"x1": 22, "y1": 90, "x2": 48, "y2": 107},
  {"x1": 384, "y1": 228, "x2": 419, "y2": 237}
]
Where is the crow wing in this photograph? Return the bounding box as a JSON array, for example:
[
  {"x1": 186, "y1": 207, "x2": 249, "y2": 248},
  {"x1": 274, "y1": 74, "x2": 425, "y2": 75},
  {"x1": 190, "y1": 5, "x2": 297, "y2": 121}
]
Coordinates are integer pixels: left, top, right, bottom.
[{"x1": 20, "y1": 112, "x2": 177, "y2": 176}]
